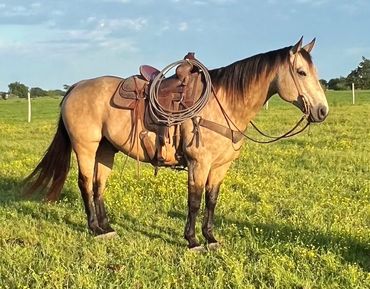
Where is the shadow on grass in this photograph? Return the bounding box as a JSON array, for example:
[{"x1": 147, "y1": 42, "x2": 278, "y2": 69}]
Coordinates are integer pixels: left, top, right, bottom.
[
  {"x1": 114, "y1": 212, "x2": 184, "y2": 247},
  {"x1": 0, "y1": 176, "x2": 183, "y2": 247},
  {"x1": 0, "y1": 175, "x2": 86, "y2": 233},
  {"x1": 168, "y1": 210, "x2": 370, "y2": 272},
  {"x1": 0, "y1": 176, "x2": 24, "y2": 203}
]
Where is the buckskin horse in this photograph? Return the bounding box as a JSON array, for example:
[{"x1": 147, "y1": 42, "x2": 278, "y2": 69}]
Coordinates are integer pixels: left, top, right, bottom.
[{"x1": 25, "y1": 38, "x2": 329, "y2": 250}]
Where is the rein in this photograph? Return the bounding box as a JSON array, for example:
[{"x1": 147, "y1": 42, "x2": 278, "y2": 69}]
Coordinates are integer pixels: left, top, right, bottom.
[
  {"x1": 206, "y1": 51, "x2": 311, "y2": 144},
  {"x1": 211, "y1": 88, "x2": 310, "y2": 144}
]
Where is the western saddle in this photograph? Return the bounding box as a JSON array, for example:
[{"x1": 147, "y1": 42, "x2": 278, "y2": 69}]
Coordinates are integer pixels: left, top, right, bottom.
[{"x1": 112, "y1": 52, "x2": 206, "y2": 167}]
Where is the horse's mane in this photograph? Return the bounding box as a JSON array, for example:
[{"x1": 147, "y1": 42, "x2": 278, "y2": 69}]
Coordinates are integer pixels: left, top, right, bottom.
[{"x1": 209, "y1": 46, "x2": 313, "y2": 102}]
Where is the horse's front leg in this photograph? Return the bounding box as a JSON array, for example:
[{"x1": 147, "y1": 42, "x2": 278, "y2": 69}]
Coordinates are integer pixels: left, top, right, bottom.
[
  {"x1": 202, "y1": 162, "x2": 232, "y2": 248},
  {"x1": 184, "y1": 160, "x2": 209, "y2": 249}
]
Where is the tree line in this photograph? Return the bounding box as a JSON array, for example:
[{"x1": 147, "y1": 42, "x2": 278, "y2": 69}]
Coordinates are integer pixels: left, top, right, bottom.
[{"x1": 1, "y1": 82, "x2": 69, "y2": 100}]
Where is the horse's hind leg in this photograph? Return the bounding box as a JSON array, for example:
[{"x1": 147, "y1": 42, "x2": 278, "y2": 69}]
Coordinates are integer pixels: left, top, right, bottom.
[
  {"x1": 93, "y1": 139, "x2": 117, "y2": 235},
  {"x1": 75, "y1": 141, "x2": 105, "y2": 235},
  {"x1": 202, "y1": 162, "x2": 232, "y2": 248},
  {"x1": 76, "y1": 139, "x2": 116, "y2": 236}
]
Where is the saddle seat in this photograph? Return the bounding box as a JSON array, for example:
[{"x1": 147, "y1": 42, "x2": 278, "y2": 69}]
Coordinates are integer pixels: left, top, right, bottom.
[{"x1": 111, "y1": 52, "x2": 205, "y2": 167}]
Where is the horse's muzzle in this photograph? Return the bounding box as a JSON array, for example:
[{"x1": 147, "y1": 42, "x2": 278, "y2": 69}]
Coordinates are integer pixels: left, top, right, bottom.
[{"x1": 309, "y1": 104, "x2": 329, "y2": 123}]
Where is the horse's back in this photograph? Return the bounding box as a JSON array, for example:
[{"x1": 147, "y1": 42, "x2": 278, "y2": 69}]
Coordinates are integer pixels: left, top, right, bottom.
[{"x1": 63, "y1": 76, "x2": 122, "y2": 110}]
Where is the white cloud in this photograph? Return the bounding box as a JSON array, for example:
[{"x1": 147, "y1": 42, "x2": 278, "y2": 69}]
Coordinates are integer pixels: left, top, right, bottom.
[
  {"x1": 193, "y1": 1, "x2": 207, "y2": 5},
  {"x1": 170, "y1": 0, "x2": 236, "y2": 5},
  {"x1": 0, "y1": 40, "x2": 29, "y2": 54},
  {"x1": 51, "y1": 9, "x2": 64, "y2": 16},
  {"x1": 31, "y1": 2, "x2": 41, "y2": 8},
  {"x1": 209, "y1": 0, "x2": 236, "y2": 3},
  {"x1": 0, "y1": 24, "x2": 139, "y2": 56},
  {"x1": 159, "y1": 21, "x2": 170, "y2": 32},
  {"x1": 98, "y1": 17, "x2": 148, "y2": 31},
  {"x1": 98, "y1": 39, "x2": 137, "y2": 52},
  {"x1": 294, "y1": 0, "x2": 330, "y2": 6},
  {"x1": 102, "y1": 0, "x2": 131, "y2": 3},
  {"x1": 178, "y1": 21, "x2": 188, "y2": 31},
  {"x1": 0, "y1": 2, "x2": 42, "y2": 17}
]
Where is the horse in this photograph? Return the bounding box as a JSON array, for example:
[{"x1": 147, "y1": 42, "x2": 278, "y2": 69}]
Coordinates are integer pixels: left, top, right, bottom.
[{"x1": 25, "y1": 37, "x2": 329, "y2": 250}]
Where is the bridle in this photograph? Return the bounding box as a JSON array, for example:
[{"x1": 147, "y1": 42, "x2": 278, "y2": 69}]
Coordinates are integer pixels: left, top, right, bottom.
[
  {"x1": 289, "y1": 50, "x2": 311, "y2": 118},
  {"x1": 212, "y1": 50, "x2": 311, "y2": 145}
]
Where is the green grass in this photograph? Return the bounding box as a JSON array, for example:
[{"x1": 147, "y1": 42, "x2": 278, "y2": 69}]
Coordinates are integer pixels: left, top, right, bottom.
[{"x1": 0, "y1": 92, "x2": 369, "y2": 288}]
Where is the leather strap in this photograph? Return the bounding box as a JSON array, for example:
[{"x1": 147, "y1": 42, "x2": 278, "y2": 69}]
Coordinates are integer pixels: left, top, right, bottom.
[{"x1": 198, "y1": 118, "x2": 244, "y2": 144}]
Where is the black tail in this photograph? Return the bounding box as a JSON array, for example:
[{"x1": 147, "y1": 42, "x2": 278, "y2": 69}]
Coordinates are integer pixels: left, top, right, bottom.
[{"x1": 24, "y1": 116, "x2": 72, "y2": 202}]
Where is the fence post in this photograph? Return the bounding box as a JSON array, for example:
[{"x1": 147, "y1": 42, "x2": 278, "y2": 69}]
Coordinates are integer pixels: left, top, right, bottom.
[
  {"x1": 352, "y1": 83, "x2": 355, "y2": 105},
  {"x1": 28, "y1": 90, "x2": 31, "y2": 123}
]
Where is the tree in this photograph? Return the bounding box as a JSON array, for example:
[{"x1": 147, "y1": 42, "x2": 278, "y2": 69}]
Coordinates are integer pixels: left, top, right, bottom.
[
  {"x1": 319, "y1": 79, "x2": 328, "y2": 90},
  {"x1": 327, "y1": 77, "x2": 348, "y2": 90},
  {"x1": 346, "y1": 57, "x2": 370, "y2": 89},
  {"x1": 8, "y1": 82, "x2": 29, "y2": 98},
  {"x1": 47, "y1": 89, "x2": 65, "y2": 97},
  {"x1": 30, "y1": 87, "x2": 48, "y2": 98},
  {"x1": 1, "y1": 92, "x2": 8, "y2": 100}
]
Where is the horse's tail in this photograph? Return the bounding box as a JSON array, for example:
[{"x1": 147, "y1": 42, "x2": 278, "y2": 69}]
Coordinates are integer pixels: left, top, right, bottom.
[{"x1": 24, "y1": 113, "x2": 72, "y2": 202}]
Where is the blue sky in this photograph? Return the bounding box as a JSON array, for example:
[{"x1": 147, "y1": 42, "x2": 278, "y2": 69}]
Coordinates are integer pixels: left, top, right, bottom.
[{"x1": 0, "y1": 0, "x2": 369, "y2": 91}]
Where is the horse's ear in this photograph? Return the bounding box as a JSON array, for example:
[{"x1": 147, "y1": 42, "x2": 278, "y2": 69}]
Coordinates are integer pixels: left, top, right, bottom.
[
  {"x1": 302, "y1": 38, "x2": 316, "y2": 54},
  {"x1": 291, "y1": 36, "x2": 303, "y2": 55}
]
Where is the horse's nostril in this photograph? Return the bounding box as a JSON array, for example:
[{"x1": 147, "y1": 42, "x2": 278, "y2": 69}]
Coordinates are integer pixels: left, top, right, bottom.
[{"x1": 318, "y1": 105, "x2": 328, "y2": 121}]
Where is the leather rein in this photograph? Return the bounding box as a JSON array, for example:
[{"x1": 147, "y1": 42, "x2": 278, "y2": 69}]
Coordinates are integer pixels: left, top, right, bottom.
[{"x1": 199, "y1": 52, "x2": 311, "y2": 145}]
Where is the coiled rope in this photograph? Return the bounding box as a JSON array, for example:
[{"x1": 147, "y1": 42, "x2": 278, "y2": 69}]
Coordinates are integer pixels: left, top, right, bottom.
[{"x1": 148, "y1": 58, "x2": 212, "y2": 127}]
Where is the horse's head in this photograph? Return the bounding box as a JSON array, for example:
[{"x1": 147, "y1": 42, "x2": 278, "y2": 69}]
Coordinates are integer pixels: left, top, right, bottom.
[{"x1": 276, "y1": 37, "x2": 329, "y2": 123}]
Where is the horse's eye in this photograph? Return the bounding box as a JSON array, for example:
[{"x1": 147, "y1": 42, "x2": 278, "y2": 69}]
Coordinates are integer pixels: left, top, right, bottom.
[{"x1": 297, "y1": 69, "x2": 307, "y2": 77}]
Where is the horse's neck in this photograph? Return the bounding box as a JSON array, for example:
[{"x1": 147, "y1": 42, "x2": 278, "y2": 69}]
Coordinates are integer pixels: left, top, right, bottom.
[{"x1": 216, "y1": 72, "x2": 277, "y2": 130}]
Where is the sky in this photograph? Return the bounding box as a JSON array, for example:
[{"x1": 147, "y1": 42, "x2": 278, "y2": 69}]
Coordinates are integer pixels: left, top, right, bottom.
[{"x1": 0, "y1": 0, "x2": 369, "y2": 91}]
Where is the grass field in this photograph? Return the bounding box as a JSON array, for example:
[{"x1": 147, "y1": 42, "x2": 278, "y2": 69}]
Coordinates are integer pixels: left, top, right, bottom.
[{"x1": 0, "y1": 90, "x2": 369, "y2": 288}]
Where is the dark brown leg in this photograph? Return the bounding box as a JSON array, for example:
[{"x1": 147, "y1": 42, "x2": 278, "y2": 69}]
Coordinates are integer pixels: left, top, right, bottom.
[
  {"x1": 75, "y1": 142, "x2": 106, "y2": 235},
  {"x1": 202, "y1": 183, "x2": 221, "y2": 244},
  {"x1": 93, "y1": 196, "x2": 114, "y2": 232},
  {"x1": 184, "y1": 160, "x2": 209, "y2": 249},
  {"x1": 184, "y1": 185, "x2": 203, "y2": 248},
  {"x1": 78, "y1": 170, "x2": 105, "y2": 235},
  {"x1": 93, "y1": 139, "x2": 116, "y2": 234},
  {"x1": 201, "y1": 162, "x2": 232, "y2": 246}
]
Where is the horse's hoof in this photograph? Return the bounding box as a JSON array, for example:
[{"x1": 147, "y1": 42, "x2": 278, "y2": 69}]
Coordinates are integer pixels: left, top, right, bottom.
[
  {"x1": 94, "y1": 231, "x2": 118, "y2": 239},
  {"x1": 189, "y1": 245, "x2": 207, "y2": 253},
  {"x1": 207, "y1": 242, "x2": 220, "y2": 251}
]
